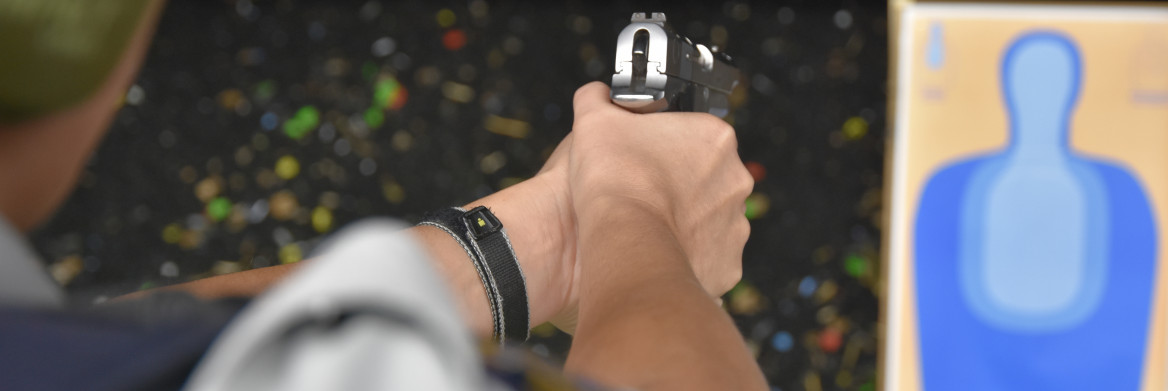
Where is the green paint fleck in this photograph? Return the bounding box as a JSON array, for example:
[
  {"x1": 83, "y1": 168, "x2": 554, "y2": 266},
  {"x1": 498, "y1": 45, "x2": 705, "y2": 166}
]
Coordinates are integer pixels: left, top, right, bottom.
[
  {"x1": 364, "y1": 106, "x2": 385, "y2": 129},
  {"x1": 206, "y1": 197, "x2": 232, "y2": 222},
  {"x1": 254, "y1": 79, "x2": 277, "y2": 102},
  {"x1": 373, "y1": 78, "x2": 400, "y2": 108},
  {"x1": 282, "y1": 105, "x2": 320, "y2": 140},
  {"x1": 139, "y1": 281, "x2": 156, "y2": 291},
  {"x1": 729, "y1": 280, "x2": 752, "y2": 296},
  {"x1": 845, "y1": 254, "x2": 867, "y2": 278}
]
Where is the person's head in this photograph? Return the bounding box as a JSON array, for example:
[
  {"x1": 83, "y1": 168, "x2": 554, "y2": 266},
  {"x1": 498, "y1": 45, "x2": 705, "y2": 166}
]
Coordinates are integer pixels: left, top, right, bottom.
[{"x1": 0, "y1": 0, "x2": 163, "y2": 231}]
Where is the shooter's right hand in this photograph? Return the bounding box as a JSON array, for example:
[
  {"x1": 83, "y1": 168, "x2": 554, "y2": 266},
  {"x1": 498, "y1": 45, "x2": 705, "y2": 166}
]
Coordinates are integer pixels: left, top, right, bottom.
[{"x1": 566, "y1": 81, "x2": 754, "y2": 298}]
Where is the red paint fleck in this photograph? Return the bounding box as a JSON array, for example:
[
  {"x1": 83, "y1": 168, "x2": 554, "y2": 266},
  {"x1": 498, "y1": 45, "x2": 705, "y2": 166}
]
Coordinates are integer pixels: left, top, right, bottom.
[
  {"x1": 443, "y1": 29, "x2": 467, "y2": 51},
  {"x1": 818, "y1": 327, "x2": 843, "y2": 353},
  {"x1": 389, "y1": 87, "x2": 408, "y2": 110},
  {"x1": 746, "y1": 161, "x2": 766, "y2": 183}
]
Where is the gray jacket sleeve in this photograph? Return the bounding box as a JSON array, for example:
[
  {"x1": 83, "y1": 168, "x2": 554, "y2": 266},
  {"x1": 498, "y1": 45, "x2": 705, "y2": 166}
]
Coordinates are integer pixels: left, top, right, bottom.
[{"x1": 183, "y1": 219, "x2": 492, "y2": 391}]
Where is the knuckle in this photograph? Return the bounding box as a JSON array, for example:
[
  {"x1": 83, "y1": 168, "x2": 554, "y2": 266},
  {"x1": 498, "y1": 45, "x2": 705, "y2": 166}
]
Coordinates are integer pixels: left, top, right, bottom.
[
  {"x1": 574, "y1": 81, "x2": 603, "y2": 99},
  {"x1": 738, "y1": 216, "x2": 752, "y2": 240},
  {"x1": 698, "y1": 113, "x2": 724, "y2": 128},
  {"x1": 741, "y1": 181, "x2": 754, "y2": 198},
  {"x1": 723, "y1": 265, "x2": 743, "y2": 293},
  {"x1": 680, "y1": 113, "x2": 726, "y2": 132},
  {"x1": 719, "y1": 123, "x2": 739, "y2": 144},
  {"x1": 572, "y1": 89, "x2": 587, "y2": 106},
  {"x1": 713, "y1": 126, "x2": 738, "y2": 150},
  {"x1": 703, "y1": 115, "x2": 728, "y2": 131},
  {"x1": 717, "y1": 121, "x2": 736, "y2": 136},
  {"x1": 738, "y1": 166, "x2": 755, "y2": 196}
]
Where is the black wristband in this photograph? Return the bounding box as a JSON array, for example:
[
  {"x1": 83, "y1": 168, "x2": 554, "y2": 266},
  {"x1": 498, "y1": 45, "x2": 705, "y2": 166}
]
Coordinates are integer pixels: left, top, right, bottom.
[
  {"x1": 462, "y1": 206, "x2": 529, "y2": 342},
  {"x1": 418, "y1": 206, "x2": 529, "y2": 343}
]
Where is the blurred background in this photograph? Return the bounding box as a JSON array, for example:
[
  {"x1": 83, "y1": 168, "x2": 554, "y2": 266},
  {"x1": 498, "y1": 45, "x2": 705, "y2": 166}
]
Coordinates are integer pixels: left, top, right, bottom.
[{"x1": 31, "y1": 1, "x2": 885, "y2": 390}]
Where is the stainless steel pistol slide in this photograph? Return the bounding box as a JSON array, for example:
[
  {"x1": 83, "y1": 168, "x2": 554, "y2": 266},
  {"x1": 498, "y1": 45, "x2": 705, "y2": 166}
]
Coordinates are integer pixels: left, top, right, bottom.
[{"x1": 610, "y1": 12, "x2": 741, "y2": 118}]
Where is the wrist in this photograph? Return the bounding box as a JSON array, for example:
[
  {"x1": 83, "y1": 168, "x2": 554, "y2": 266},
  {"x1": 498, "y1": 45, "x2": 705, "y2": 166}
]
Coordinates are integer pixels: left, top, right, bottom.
[
  {"x1": 576, "y1": 194, "x2": 675, "y2": 235},
  {"x1": 575, "y1": 197, "x2": 697, "y2": 300},
  {"x1": 465, "y1": 175, "x2": 575, "y2": 327}
]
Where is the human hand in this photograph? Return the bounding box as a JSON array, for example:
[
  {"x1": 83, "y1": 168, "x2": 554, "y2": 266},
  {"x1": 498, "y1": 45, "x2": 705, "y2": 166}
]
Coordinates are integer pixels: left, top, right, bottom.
[
  {"x1": 491, "y1": 81, "x2": 752, "y2": 335},
  {"x1": 566, "y1": 82, "x2": 753, "y2": 299}
]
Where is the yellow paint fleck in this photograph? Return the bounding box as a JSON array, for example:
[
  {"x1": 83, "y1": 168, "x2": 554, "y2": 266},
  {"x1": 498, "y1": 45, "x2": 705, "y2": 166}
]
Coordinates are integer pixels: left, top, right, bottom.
[
  {"x1": 382, "y1": 180, "x2": 405, "y2": 204},
  {"x1": 842, "y1": 116, "x2": 868, "y2": 140},
  {"x1": 484, "y1": 114, "x2": 531, "y2": 139},
  {"x1": 804, "y1": 371, "x2": 823, "y2": 391},
  {"x1": 441, "y1": 81, "x2": 475, "y2": 103},
  {"x1": 275, "y1": 155, "x2": 300, "y2": 180},
  {"x1": 436, "y1": 8, "x2": 456, "y2": 28},
  {"x1": 161, "y1": 223, "x2": 183, "y2": 244},
  {"x1": 49, "y1": 255, "x2": 83, "y2": 285},
  {"x1": 729, "y1": 281, "x2": 764, "y2": 315},
  {"x1": 279, "y1": 243, "x2": 302, "y2": 264},
  {"x1": 836, "y1": 371, "x2": 853, "y2": 388},
  {"x1": 311, "y1": 206, "x2": 333, "y2": 233},
  {"x1": 212, "y1": 260, "x2": 243, "y2": 275}
]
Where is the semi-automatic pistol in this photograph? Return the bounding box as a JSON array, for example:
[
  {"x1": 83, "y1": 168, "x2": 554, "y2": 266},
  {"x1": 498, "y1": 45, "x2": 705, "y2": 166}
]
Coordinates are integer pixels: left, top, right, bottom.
[{"x1": 610, "y1": 12, "x2": 741, "y2": 118}]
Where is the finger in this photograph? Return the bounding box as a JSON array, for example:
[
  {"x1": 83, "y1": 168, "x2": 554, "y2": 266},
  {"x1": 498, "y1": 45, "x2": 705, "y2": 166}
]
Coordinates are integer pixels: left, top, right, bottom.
[
  {"x1": 572, "y1": 81, "x2": 615, "y2": 118},
  {"x1": 736, "y1": 159, "x2": 755, "y2": 200}
]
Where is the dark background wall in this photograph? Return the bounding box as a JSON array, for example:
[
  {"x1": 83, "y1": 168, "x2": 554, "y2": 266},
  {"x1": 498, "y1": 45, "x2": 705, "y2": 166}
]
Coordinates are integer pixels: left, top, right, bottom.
[{"x1": 30, "y1": 1, "x2": 886, "y2": 389}]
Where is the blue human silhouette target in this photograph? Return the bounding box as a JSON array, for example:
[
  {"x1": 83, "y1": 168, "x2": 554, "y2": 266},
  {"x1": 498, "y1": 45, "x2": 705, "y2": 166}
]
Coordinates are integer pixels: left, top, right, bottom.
[{"x1": 914, "y1": 31, "x2": 1158, "y2": 390}]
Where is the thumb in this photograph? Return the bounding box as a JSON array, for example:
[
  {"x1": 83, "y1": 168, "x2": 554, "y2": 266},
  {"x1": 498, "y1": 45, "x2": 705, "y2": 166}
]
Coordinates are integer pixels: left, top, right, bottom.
[{"x1": 572, "y1": 81, "x2": 615, "y2": 118}]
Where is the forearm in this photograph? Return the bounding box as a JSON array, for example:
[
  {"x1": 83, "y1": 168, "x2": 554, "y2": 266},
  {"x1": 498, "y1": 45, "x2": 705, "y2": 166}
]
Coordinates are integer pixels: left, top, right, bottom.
[
  {"x1": 139, "y1": 176, "x2": 568, "y2": 336},
  {"x1": 564, "y1": 200, "x2": 766, "y2": 391}
]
